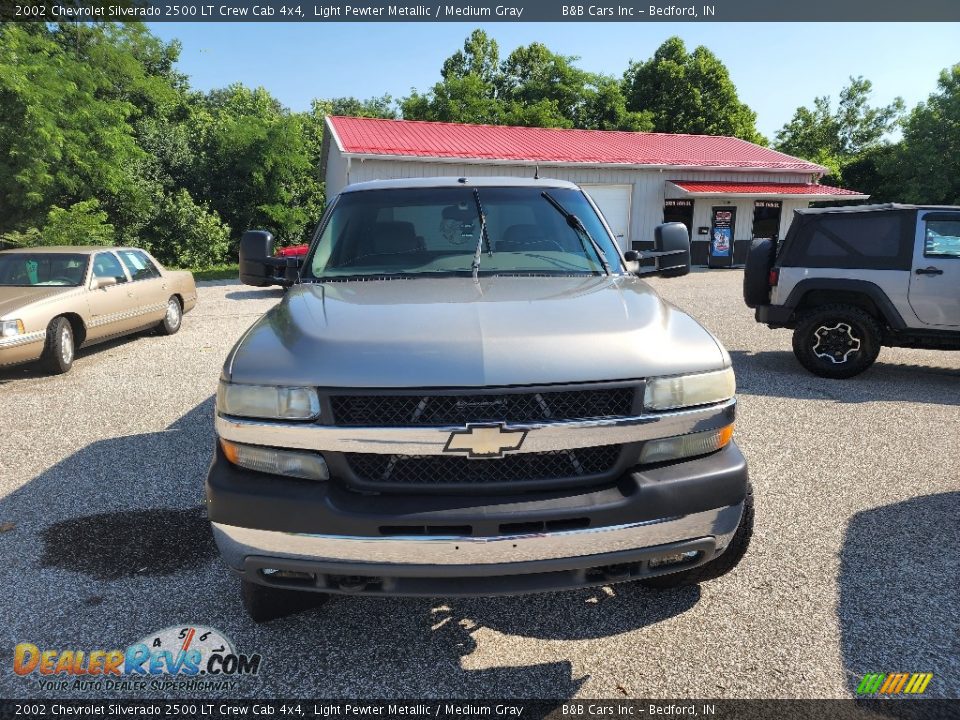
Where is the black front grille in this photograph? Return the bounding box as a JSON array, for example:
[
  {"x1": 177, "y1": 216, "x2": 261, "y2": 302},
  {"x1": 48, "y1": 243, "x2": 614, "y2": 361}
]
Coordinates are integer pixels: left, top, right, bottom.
[
  {"x1": 331, "y1": 387, "x2": 634, "y2": 426},
  {"x1": 345, "y1": 445, "x2": 622, "y2": 488}
]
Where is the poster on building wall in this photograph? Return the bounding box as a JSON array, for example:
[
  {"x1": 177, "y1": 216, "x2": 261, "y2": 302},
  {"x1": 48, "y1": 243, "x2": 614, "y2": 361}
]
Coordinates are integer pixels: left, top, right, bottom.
[{"x1": 708, "y1": 206, "x2": 736, "y2": 268}]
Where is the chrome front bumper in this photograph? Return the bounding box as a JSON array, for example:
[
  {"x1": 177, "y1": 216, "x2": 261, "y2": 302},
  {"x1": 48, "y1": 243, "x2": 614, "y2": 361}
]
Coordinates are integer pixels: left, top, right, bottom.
[
  {"x1": 0, "y1": 331, "x2": 46, "y2": 367},
  {"x1": 215, "y1": 398, "x2": 736, "y2": 456},
  {"x1": 211, "y1": 503, "x2": 743, "y2": 571}
]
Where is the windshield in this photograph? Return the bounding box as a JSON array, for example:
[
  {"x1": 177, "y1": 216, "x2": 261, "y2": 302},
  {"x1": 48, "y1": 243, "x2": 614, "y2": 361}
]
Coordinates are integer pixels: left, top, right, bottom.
[
  {"x1": 305, "y1": 186, "x2": 621, "y2": 279},
  {"x1": 0, "y1": 253, "x2": 89, "y2": 287}
]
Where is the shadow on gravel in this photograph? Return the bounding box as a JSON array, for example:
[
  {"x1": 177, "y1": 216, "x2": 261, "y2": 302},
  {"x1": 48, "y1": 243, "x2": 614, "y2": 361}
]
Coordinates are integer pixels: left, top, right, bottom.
[
  {"x1": 839, "y1": 492, "x2": 960, "y2": 699},
  {"x1": 225, "y1": 288, "x2": 285, "y2": 301},
  {"x1": 729, "y1": 350, "x2": 960, "y2": 406},
  {"x1": 40, "y1": 506, "x2": 215, "y2": 580},
  {"x1": 0, "y1": 397, "x2": 217, "y2": 578}
]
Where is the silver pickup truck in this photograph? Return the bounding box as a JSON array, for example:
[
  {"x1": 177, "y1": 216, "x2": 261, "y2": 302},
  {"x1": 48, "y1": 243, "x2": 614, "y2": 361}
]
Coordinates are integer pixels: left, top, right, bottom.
[{"x1": 207, "y1": 177, "x2": 752, "y2": 622}]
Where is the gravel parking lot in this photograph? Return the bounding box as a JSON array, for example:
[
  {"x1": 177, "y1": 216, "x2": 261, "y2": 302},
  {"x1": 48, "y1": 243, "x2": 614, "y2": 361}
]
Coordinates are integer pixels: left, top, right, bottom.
[{"x1": 1, "y1": 270, "x2": 958, "y2": 700}]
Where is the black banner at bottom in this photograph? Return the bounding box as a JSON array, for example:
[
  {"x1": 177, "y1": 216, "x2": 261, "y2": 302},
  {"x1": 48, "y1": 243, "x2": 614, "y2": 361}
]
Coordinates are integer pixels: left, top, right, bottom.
[{"x1": 1, "y1": 700, "x2": 959, "y2": 720}]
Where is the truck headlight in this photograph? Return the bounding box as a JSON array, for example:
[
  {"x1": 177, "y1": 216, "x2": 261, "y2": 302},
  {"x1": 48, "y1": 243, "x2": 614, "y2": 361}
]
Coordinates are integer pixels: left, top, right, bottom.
[
  {"x1": 643, "y1": 368, "x2": 736, "y2": 411},
  {"x1": 639, "y1": 425, "x2": 734, "y2": 464},
  {"x1": 1, "y1": 319, "x2": 25, "y2": 338},
  {"x1": 220, "y1": 439, "x2": 329, "y2": 481},
  {"x1": 216, "y1": 381, "x2": 320, "y2": 420}
]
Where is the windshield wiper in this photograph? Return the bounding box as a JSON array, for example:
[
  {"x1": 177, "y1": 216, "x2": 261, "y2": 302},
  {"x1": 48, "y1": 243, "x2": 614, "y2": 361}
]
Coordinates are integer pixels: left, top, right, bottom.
[
  {"x1": 471, "y1": 188, "x2": 493, "y2": 281},
  {"x1": 541, "y1": 191, "x2": 612, "y2": 275}
]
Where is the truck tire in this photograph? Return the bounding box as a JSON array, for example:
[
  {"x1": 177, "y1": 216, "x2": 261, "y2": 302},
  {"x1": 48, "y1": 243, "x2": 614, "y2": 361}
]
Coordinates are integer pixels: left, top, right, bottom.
[
  {"x1": 40, "y1": 316, "x2": 75, "y2": 375},
  {"x1": 641, "y1": 488, "x2": 753, "y2": 590},
  {"x1": 742, "y1": 239, "x2": 775, "y2": 308},
  {"x1": 791, "y1": 304, "x2": 881, "y2": 379},
  {"x1": 156, "y1": 296, "x2": 182, "y2": 336},
  {"x1": 241, "y1": 579, "x2": 329, "y2": 623}
]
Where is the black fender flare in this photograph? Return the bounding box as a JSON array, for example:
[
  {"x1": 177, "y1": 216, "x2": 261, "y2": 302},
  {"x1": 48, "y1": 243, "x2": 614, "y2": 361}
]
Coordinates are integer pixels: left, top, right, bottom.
[{"x1": 783, "y1": 278, "x2": 907, "y2": 330}]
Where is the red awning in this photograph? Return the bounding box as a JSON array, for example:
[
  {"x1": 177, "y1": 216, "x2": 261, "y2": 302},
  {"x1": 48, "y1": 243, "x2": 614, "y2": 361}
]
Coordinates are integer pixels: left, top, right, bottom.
[{"x1": 668, "y1": 180, "x2": 868, "y2": 200}]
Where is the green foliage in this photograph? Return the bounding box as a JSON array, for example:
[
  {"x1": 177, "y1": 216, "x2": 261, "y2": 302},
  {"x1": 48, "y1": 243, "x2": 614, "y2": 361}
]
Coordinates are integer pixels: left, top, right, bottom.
[
  {"x1": 313, "y1": 95, "x2": 397, "y2": 119},
  {"x1": 41, "y1": 200, "x2": 116, "y2": 247},
  {"x1": 144, "y1": 190, "x2": 231, "y2": 270},
  {"x1": 774, "y1": 76, "x2": 905, "y2": 184},
  {"x1": 401, "y1": 30, "x2": 652, "y2": 132},
  {"x1": 185, "y1": 84, "x2": 323, "y2": 247},
  {"x1": 0, "y1": 228, "x2": 43, "y2": 248},
  {"x1": 622, "y1": 37, "x2": 763, "y2": 143},
  {"x1": 891, "y1": 65, "x2": 960, "y2": 204}
]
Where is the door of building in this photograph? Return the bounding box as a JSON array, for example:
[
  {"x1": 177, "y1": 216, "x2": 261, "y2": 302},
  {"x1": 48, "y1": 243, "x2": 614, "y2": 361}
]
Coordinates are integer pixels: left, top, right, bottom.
[
  {"x1": 752, "y1": 200, "x2": 782, "y2": 241},
  {"x1": 663, "y1": 199, "x2": 694, "y2": 237},
  {"x1": 581, "y1": 184, "x2": 632, "y2": 252}
]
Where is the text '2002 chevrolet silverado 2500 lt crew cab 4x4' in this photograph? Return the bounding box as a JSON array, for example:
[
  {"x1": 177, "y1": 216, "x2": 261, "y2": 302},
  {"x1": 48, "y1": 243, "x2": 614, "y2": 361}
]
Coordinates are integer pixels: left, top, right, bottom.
[{"x1": 207, "y1": 178, "x2": 752, "y2": 622}]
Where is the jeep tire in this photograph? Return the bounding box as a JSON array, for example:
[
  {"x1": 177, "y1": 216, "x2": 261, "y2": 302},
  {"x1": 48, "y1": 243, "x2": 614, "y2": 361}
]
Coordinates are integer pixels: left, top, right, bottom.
[
  {"x1": 792, "y1": 304, "x2": 881, "y2": 379},
  {"x1": 641, "y1": 487, "x2": 754, "y2": 590},
  {"x1": 742, "y1": 239, "x2": 775, "y2": 308}
]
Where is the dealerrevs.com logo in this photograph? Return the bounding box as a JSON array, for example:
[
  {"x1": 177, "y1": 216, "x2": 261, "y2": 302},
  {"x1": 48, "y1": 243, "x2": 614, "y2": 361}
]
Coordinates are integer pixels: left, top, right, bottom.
[{"x1": 13, "y1": 625, "x2": 262, "y2": 692}]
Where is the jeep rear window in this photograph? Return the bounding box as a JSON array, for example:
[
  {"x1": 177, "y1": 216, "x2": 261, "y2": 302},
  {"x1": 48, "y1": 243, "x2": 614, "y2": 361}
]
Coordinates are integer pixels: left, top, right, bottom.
[
  {"x1": 780, "y1": 210, "x2": 915, "y2": 270},
  {"x1": 305, "y1": 186, "x2": 620, "y2": 279}
]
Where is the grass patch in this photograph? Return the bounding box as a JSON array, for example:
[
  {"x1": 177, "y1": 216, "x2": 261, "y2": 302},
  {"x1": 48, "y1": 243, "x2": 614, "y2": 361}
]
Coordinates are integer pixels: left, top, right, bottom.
[{"x1": 187, "y1": 263, "x2": 238, "y2": 281}]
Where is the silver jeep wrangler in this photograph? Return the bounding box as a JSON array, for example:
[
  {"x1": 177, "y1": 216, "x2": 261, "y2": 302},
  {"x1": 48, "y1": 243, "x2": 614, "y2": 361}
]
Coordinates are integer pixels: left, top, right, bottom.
[
  {"x1": 208, "y1": 177, "x2": 752, "y2": 622},
  {"x1": 745, "y1": 203, "x2": 960, "y2": 378}
]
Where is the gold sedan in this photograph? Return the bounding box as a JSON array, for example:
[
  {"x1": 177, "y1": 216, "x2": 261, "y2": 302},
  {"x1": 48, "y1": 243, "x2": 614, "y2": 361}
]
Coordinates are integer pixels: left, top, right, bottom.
[{"x1": 0, "y1": 246, "x2": 197, "y2": 374}]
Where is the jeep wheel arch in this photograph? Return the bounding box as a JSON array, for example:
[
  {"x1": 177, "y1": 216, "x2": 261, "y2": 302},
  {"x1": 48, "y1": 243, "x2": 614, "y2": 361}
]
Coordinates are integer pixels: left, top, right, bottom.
[{"x1": 783, "y1": 279, "x2": 907, "y2": 331}]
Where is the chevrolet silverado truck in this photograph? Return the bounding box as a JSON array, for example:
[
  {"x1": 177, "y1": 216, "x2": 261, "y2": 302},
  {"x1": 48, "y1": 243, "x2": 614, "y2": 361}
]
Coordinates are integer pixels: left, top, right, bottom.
[{"x1": 207, "y1": 177, "x2": 752, "y2": 622}]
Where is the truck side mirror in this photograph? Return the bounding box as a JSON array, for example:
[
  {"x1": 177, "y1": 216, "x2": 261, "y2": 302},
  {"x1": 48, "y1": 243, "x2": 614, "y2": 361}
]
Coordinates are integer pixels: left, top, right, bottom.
[
  {"x1": 654, "y1": 223, "x2": 691, "y2": 278},
  {"x1": 239, "y1": 230, "x2": 276, "y2": 287}
]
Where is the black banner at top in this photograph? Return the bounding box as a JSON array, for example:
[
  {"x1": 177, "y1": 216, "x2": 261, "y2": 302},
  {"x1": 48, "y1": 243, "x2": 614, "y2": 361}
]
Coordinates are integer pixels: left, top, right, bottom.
[{"x1": 2, "y1": 0, "x2": 960, "y2": 21}]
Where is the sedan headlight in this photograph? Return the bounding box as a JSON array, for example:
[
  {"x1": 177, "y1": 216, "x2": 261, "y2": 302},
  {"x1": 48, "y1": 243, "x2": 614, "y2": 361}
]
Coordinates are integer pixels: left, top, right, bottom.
[
  {"x1": 643, "y1": 368, "x2": 736, "y2": 411},
  {"x1": 216, "y1": 381, "x2": 320, "y2": 420},
  {"x1": 1, "y1": 320, "x2": 25, "y2": 338}
]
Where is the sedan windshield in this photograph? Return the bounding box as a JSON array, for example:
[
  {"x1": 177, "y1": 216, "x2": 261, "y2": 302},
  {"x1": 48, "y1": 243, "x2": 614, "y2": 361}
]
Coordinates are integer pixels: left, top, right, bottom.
[
  {"x1": 0, "y1": 253, "x2": 88, "y2": 287},
  {"x1": 306, "y1": 186, "x2": 621, "y2": 279}
]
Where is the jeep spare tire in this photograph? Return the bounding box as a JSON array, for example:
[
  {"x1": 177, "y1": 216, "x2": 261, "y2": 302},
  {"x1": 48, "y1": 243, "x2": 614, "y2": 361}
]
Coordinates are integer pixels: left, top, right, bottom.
[{"x1": 743, "y1": 239, "x2": 775, "y2": 308}]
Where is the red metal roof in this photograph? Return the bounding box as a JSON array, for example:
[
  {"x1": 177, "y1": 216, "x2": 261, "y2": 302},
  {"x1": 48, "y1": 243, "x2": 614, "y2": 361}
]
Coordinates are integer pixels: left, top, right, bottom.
[
  {"x1": 670, "y1": 180, "x2": 866, "y2": 197},
  {"x1": 327, "y1": 116, "x2": 827, "y2": 173}
]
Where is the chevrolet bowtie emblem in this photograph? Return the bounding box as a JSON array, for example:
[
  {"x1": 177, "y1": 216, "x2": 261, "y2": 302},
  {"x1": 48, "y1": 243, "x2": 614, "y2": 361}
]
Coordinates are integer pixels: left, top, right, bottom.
[{"x1": 443, "y1": 423, "x2": 527, "y2": 459}]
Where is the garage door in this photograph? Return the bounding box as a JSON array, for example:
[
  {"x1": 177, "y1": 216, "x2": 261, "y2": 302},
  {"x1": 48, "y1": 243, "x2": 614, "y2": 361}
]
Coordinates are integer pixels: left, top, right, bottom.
[{"x1": 581, "y1": 184, "x2": 632, "y2": 252}]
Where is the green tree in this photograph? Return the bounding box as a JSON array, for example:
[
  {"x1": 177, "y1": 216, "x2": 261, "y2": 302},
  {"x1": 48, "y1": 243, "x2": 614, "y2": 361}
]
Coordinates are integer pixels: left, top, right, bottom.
[
  {"x1": 623, "y1": 37, "x2": 763, "y2": 143},
  {"x1": 402, "y1": 30, "x2": 507, "y2": 125},
  {"x1": 0, "y1": 24, "x2": 145, "y2": 233},
  {"x1": 402, "y1": 30, "x2": 650, "y2": 131},
  {"x1": 40, "y1": 200, "x2": 116, "y2": 247},
  {"x1": 187, "y1": 84, "x2": 322, "y2": 246},
  {"x1": 0, "y1": 22, "x2": 233, "y2": 267},
  {"x1": 313, "y1": 95, "x2": 397, "y2": 119},
  {"x1": 774, "y1": 76, "x2": 904, "y2": 183},
  {"x1": 889, "y1": 65, "x2": 960, "y2": 204}
]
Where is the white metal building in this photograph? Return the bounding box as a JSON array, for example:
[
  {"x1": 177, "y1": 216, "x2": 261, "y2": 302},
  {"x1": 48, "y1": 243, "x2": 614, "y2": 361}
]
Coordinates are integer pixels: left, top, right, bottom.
[{"x1": 321, "y1": 116, "x2": 868, "y2": 265}]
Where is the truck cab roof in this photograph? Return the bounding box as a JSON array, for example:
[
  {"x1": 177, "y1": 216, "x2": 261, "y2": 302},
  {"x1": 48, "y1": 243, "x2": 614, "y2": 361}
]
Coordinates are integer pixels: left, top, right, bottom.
[{"x1": 340, "y1": 176, "x2": 581, "y2": 193}]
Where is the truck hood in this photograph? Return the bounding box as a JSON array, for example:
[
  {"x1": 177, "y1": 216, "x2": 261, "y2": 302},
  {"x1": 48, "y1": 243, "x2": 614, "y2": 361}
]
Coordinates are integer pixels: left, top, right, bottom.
[
  {"x1": 225, "y1": 276, "x2": 728, "y2": 388},
  {"x1": 0, "y1": 286, "x2": 78, "y2": 319}
]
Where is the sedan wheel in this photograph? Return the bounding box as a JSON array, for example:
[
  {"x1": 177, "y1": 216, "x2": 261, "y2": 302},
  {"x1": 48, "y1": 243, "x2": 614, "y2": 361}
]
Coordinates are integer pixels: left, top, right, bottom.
[
  {"x1": 157, "y1": 296, "x2": 182, "y2": 336},
  {"x1": 60, "y1": 325, "x2": 74, "y2": 365},
  {"x1": 40, "y1": 316, "x2": 75, "y2": 375}
]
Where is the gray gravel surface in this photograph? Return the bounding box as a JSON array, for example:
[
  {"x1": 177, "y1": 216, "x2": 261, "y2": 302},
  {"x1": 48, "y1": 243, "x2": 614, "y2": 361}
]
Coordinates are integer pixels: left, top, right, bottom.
[{"x1": 1, "y1": 272, "x2": 957, "y2": 700}]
